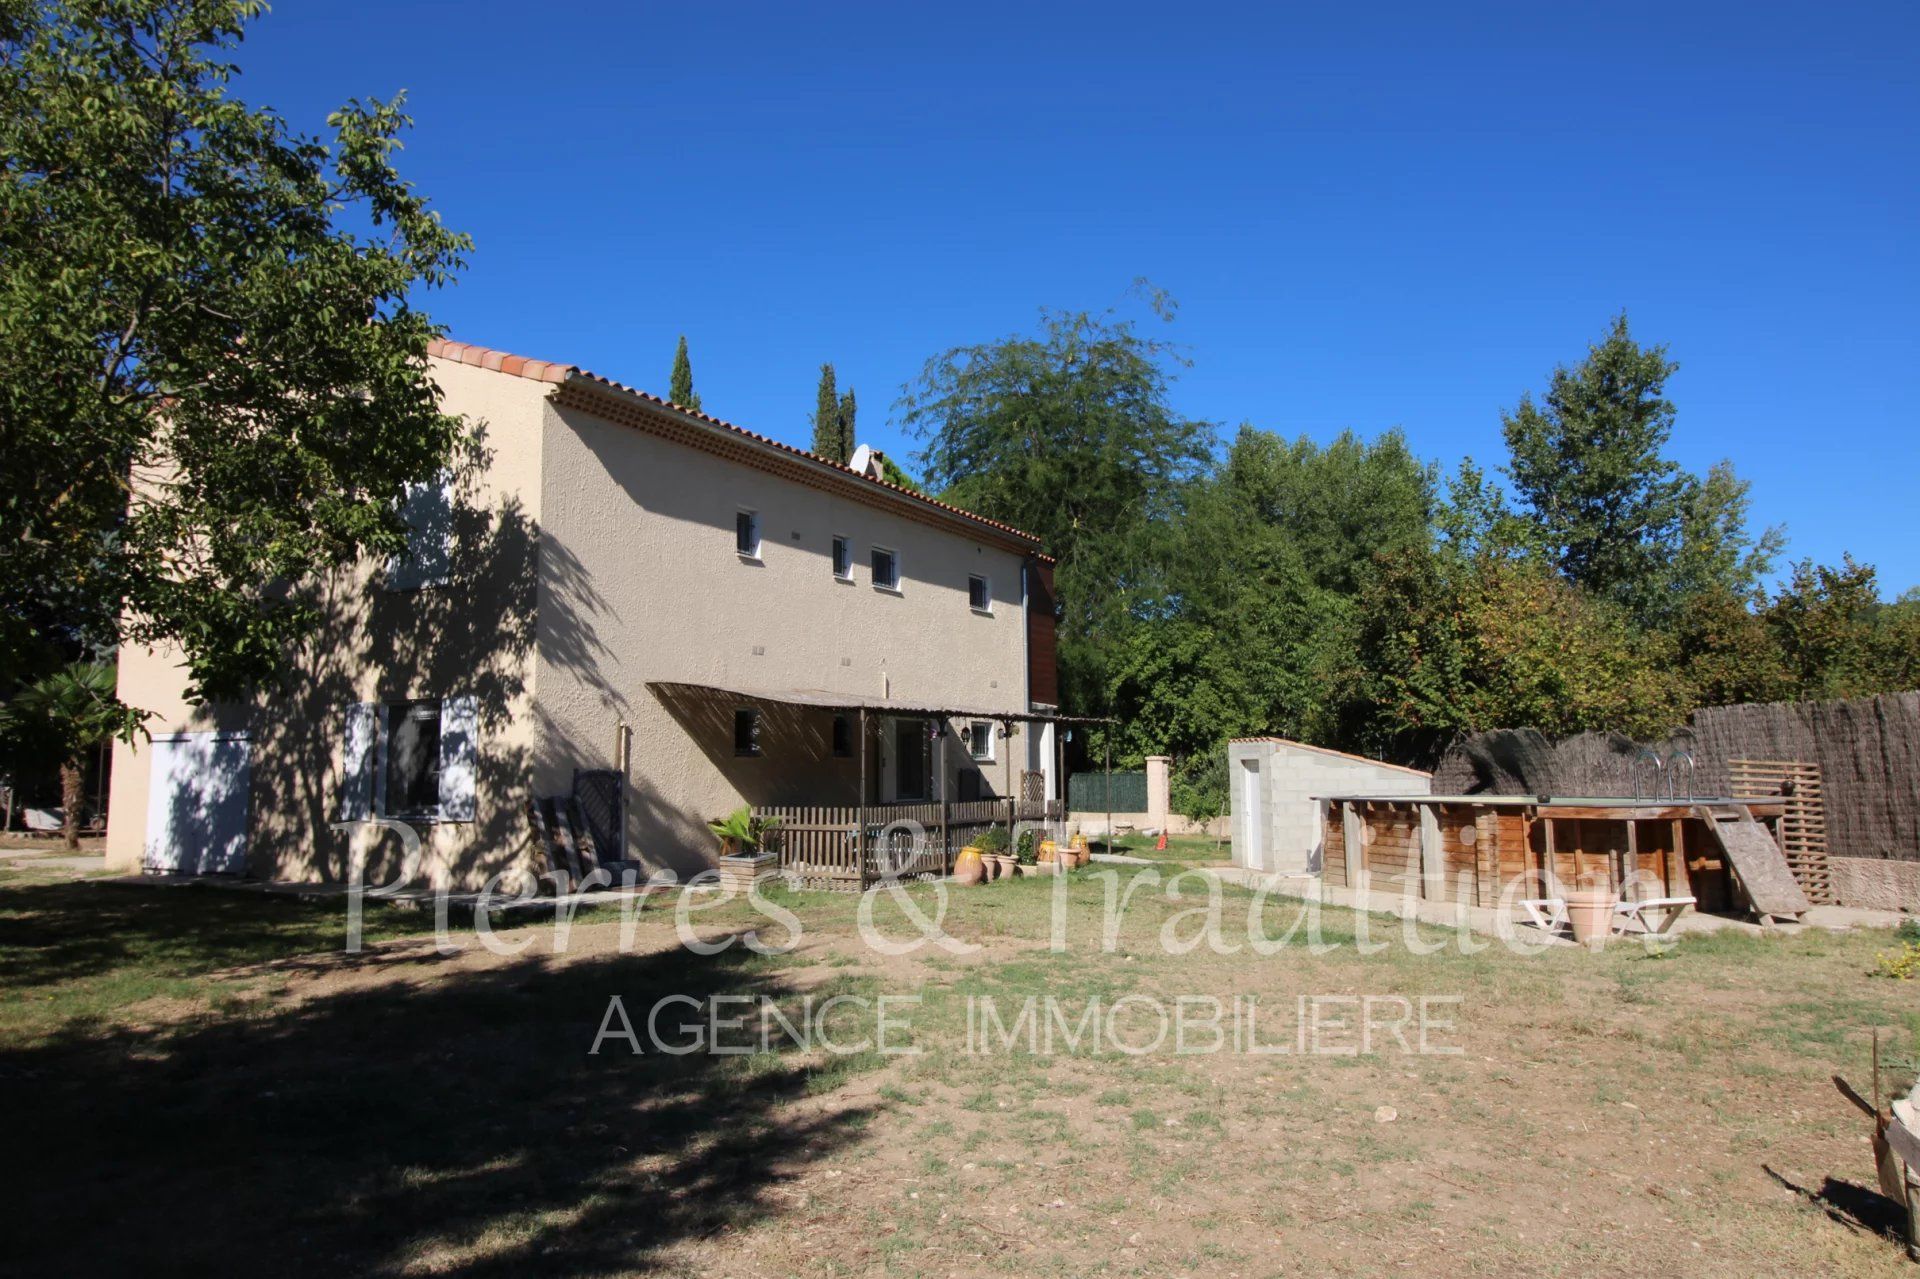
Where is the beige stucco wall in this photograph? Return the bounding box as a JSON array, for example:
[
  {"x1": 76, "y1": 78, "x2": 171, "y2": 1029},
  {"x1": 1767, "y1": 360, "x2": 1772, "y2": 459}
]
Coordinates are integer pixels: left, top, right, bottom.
[
  {"x1": 106, "y1": 358, "x2": 550, "y2": 889},
  {"x1": 533, "y1": 393, "x2": 1037, "y2": 874}
]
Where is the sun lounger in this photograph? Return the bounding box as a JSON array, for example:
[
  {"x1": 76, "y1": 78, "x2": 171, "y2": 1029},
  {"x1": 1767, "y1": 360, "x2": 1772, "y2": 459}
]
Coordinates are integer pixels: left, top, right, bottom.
[
  {"x1": 1519, "y1": 898, "x2": 1567, "y2": 933},
  {"x1": 1614, "y1": 895, "x2": 1695, "y2": 935}
]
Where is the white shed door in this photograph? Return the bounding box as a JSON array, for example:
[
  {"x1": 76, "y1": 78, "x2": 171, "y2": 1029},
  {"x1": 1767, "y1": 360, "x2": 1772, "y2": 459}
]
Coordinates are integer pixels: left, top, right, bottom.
[
  {"x1": 144, "y1": 732, "x2": 251, "y2": 875},
  {"x1": 1240, "y1": 758, "x2": 1264, "y2": 870}
]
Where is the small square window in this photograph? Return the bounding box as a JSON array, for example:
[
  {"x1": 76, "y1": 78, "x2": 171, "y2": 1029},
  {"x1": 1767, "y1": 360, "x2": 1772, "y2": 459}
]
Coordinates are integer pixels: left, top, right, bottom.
[
  {"x1": 734, "y1": 707, "x2": 761, "y2": 757},
  {"x1": 872, "y1": 546, "x2": 899, "y2": 591},
  {"x1": 736, "y1": 509, "x2": 761, "y2": 559},
  {"x1": 967, "y1": 720, "x2": 995, "y2": 762},
  {"x1": 386, "y1": 699, "x2": 442, "y2": 817},
  {"x1": 832, "y1": 536, "x2": 852, "y2": 580},
  {"x1": 969, "y1": 574, "x2": 992, "y2": 613},
  {"x1": 832, "y1": 713, "x2": 852, "y2": 757}
]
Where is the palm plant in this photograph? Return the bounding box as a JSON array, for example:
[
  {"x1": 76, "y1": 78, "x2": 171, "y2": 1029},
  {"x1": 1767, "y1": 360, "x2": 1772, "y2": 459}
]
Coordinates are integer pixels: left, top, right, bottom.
[
  {"x1": 706, "y1": 804, "x2": 780, "y2": 856},
  {"x1": 0, "y1": 662, "x2": 143, "y2": 849}
]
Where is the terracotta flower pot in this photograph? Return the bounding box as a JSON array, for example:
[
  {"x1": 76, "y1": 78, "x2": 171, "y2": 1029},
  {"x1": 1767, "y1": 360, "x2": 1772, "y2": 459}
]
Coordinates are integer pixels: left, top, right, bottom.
[
  {"x1": 1038, "y1": 840, "x2": 1058, "y2": 864},
  {"x1": 1565, "y1": 889, "x2": 1618, "y2": 946},
  {"x1": 991, "y1": 853, "x2": 1017, "y2": 880},
  {"x1": 953, "y1": 847, "x2": 985, "y2": 886}
]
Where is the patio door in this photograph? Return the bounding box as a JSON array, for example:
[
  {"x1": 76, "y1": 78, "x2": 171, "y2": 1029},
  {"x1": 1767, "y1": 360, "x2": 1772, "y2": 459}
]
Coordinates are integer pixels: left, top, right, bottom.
[{"x1": 886, "y1": 718, "x2": 930, "y2": 802}]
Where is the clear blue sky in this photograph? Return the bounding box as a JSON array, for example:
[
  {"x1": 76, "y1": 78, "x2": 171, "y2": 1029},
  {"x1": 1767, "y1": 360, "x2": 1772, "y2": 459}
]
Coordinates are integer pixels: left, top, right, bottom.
[{"x1": 236, "y1": 1, "x2": 1918, "y2": 592}]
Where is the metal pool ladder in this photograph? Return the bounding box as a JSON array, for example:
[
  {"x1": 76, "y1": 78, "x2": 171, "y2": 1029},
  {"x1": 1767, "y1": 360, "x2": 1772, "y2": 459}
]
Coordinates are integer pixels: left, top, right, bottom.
[{"x1": 1631, "y1": 748, "x2": 1695, "y2": 802}]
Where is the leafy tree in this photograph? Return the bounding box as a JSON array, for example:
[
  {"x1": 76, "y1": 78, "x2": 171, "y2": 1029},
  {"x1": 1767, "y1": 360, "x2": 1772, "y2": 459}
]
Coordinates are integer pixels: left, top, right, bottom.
[
  {"x1": 668, "y1": 334, "x2": 702, "y2": 411},
  {"x1": 0, "y1": 0, "x2": 470, "y2": 704},
  {"x1": 1763, "y1": 556, "x2": 1919, "y2": 699},
  {"x1": 810, "y1": 364, "x2": 848, "y2": 462},
  {"x1": 1501, "y1": 315, "x2": 1691, "y2": 617},
  {"x1": 1214, "y1": 426, "x2": 1434, "y2": 594},
  {"x1": 900, "y1": 290, "x2": 1216, "y2": 709},
  {"x1": 1671, "y1": 461, "x2": 1784, "y2": 604},
  {"x1": 1101, "y1": 426, "x2": 1417, "y2": 809},
  {"x1": 1435, "y1": 458, "x2": 1540, "y2": 563},
  {"x1": 1501, "y1": 316, "x2": 1780, "y2": 629},
  {"x1": 1341, "y1": 549, "x2": 1690, "y2": 764},
  {"x1": 0, "y1": 661, "x2": 142, "y2": 848},
  {"x1": 1669, "y1": 584, "x2": 1793, "y2": 708}
]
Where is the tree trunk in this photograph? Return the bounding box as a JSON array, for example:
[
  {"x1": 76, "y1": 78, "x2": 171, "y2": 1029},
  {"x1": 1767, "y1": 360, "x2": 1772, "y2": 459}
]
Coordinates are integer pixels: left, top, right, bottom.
[{"x1": 59, "y1": 757, "x2": 84, "y2": 851}]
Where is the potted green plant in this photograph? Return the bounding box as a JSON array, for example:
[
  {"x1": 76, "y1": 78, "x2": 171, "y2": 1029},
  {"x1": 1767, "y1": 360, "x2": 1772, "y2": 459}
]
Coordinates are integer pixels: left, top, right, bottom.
[
  {"x1": 1014, "y1": 829, "x2": 1038, "y2": 876},
  {"x1": 976, "y1": 826, "x2": 1013, "y2": 880},
  {"x1": 709, "y1": 805, "x2": 781, "y2": 887}
]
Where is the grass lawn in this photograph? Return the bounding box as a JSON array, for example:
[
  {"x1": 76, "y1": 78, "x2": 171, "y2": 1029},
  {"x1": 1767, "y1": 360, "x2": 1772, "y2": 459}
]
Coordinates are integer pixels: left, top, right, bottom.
[{"x1": 1, "y1": 861, "x2": 1916, "y2": 1278}]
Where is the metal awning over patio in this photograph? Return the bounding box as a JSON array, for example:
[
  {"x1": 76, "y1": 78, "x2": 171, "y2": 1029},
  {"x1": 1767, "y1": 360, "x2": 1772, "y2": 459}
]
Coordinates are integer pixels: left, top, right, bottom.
[
  {"x1": 647, "y1": 680, "x2": 1118, "y2": 890},
  {"x1": 644, "y1": 680, "x2": 1112, "y2": 725}
]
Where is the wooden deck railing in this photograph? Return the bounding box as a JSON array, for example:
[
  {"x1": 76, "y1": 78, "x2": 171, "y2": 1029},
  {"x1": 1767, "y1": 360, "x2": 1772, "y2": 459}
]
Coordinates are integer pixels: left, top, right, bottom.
[{"x1": 755, "y1": 797, "x2": 1064, "y2": 889}]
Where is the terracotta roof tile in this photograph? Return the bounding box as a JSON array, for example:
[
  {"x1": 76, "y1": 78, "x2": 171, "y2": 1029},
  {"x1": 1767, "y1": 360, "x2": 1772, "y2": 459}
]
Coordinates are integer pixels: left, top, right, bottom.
[{"x1": 425, "y1": 336, "x2": 1046, "y2": 551}]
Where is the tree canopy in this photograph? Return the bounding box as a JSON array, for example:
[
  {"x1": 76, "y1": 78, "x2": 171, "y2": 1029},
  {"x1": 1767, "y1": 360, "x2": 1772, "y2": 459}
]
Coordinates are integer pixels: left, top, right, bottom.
[
  {"x1": 900, "y1": 290, "x2": 1216, "y2": 708},
  {"x1": 0, "y1": 0, "x2": 470, "y2": 703},
  {"x1": 910, "y1": 296, "x2": 1915, "y2": 812}
]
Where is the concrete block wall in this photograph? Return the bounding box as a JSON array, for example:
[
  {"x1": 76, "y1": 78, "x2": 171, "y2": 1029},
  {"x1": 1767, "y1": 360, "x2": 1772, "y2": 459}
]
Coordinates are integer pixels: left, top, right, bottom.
[{"x1": 1229, "y1": 738, "x2": 1431, "y2": 875}]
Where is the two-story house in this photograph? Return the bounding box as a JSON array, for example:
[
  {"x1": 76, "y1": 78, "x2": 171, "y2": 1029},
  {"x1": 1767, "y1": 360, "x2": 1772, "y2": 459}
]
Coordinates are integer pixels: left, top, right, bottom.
[{"x1": 105, "y1": 338, "x2": 1063, "y2": 889}]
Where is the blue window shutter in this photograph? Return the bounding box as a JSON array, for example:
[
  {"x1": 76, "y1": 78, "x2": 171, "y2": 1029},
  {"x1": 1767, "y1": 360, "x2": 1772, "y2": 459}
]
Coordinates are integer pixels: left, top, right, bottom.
[
  {"x1": 387, "y1": 475, "x2": 452, "y2": 590},
  {"x1": 341, "y1": 703, "x2": 376, "y2": 821},
  {"x1": 439, "y1": 695, "x2": 478, "y2": 822}
]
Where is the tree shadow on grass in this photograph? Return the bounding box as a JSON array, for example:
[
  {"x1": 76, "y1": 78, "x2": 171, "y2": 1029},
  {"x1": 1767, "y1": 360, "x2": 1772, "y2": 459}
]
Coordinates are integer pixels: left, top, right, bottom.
[
  {"x1": 0, "y1": 899, "x2": 883, "y2": 1277},
  {"x1": 1763, "y1": 1164, "x2": 1911, "y2": 1246},
  {"x1": 0, "y1": 880, "x2": 408, "y2": 994}
]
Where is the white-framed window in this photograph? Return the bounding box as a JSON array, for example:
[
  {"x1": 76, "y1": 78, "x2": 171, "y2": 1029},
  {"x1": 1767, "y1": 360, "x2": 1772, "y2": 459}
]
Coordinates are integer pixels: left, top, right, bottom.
[
  {"x1": 736, "y1": 509, "x2": 761, "y2": 560},
  {"x1": 734, "y1": 707, "x2": 762, "y2": 757},
  {"x1": 969, "y1": 573, "x2": 992, "y2": 613},
  {"x1": 832, "y1": 535, "x2": 853, "y2": 581},
  {"x1": 872, "y1": 545, "x2": 900, "y2": 592},
  {"x1": 386, "y1": 473, "x2": 453, "y2": 591},
  {"x1": 966, "y1": 720, "x2": 995, "y2": 763},
  {"x1": 341, "y1": 695, "x2": 476, "y2": 824}
]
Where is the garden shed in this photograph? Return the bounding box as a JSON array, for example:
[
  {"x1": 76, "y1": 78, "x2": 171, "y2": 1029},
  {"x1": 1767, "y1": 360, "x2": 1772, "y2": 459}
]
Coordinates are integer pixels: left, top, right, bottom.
[{"x1": 1227, "y1": 737, "x2": 1431, "y2": 874}]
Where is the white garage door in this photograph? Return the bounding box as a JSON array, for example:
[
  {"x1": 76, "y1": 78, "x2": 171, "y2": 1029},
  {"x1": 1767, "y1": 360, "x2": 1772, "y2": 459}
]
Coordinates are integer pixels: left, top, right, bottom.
[{"x1": 143, "y1": 732, "x2": 252, "y2": 876}]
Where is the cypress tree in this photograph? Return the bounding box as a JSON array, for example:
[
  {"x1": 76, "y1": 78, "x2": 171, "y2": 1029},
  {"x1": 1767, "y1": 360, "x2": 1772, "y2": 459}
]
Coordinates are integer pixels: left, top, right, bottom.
[
  {"x1": 838, "y1": 387, "x2": 858, "y2": 459},
  {"x1": 811, "y1": 364, "x2": 844, "y2": 460},
  {"x1": 669, "y1": 335, "x2": 701, "y2": 411}
]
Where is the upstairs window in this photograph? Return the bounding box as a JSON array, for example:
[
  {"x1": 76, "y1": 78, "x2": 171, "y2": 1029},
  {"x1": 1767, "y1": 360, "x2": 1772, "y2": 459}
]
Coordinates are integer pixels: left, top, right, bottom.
[
  {"x1": 736, "y1": 509, "x2": 761, "y2": 559},
  {"x1": 872, "y1": 546, "x2": 899, "y2": 591},
  {"x1": 967, "y1": 720, "x2": 995, "y2": 762},
  {"x1": 969, "y1": 574, "x2": 992, "y2": 613},
  {"x1": 734, "y1": 707, "x2": 762, "y2": 757},
  {"x1": 832, "y1": 535, "x2": 852, "y2": 580}
]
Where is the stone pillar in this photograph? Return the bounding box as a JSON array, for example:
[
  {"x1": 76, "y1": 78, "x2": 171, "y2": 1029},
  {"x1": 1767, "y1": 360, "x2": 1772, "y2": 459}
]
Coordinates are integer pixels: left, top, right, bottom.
[{"x1": 1145, "y1": 755, "x2": 1171, "y2": 829}]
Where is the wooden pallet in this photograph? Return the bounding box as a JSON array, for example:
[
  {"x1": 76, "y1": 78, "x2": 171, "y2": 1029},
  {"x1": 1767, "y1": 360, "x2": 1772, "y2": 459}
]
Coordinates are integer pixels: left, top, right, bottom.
[{"x1": 1728, "y1": 759, "x2": 1833, "y2": 905}]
